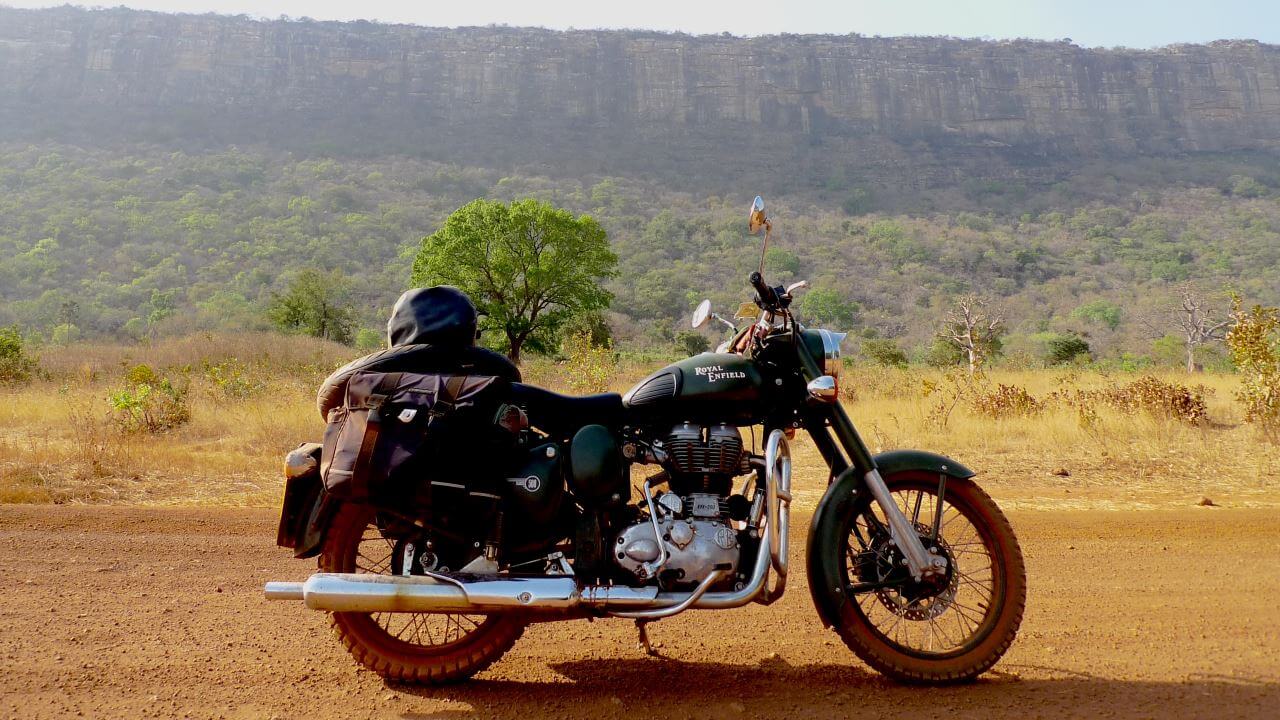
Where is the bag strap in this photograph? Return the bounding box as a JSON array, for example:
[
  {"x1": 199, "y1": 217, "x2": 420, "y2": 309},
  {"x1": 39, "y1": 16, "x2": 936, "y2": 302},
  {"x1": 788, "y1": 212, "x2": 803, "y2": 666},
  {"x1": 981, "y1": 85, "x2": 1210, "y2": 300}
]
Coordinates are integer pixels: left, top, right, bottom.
[
  {"x1": 444, "y1": 374, "x2": 468, "y2": 405},
  {"x1": 353, "y1": 372, "x2": 403, "y2": 487}
]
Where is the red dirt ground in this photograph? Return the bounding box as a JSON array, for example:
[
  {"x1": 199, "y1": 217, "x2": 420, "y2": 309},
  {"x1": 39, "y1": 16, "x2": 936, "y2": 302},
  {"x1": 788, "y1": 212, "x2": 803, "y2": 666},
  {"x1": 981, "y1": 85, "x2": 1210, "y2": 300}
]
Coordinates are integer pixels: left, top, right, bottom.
[{"x1": 1, "y1": 505, "x2": 1277, "y2": 719}]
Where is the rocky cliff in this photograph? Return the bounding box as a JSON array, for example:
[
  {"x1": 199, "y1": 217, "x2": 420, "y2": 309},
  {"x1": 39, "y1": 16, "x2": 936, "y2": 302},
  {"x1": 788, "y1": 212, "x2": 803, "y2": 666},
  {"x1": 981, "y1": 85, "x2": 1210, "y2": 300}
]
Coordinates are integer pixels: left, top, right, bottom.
[{"x1": 2, "y1": 6, "x2": 1278, "y2": 188}]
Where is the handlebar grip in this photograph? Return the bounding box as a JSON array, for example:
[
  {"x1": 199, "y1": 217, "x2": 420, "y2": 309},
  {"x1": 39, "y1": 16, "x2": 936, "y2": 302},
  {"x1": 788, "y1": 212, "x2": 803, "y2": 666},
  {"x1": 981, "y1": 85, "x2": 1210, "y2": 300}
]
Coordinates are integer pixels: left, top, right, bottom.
[{"x1": 750, "y1": 272, "x2": 775, "y2": 307}]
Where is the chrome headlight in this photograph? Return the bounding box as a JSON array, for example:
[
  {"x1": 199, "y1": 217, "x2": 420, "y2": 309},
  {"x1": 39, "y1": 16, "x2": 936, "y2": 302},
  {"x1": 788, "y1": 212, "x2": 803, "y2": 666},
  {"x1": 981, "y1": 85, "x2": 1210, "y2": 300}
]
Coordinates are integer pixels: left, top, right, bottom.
[{"x1": 816, "y1": 329, "x2": 846, "y2": 378}]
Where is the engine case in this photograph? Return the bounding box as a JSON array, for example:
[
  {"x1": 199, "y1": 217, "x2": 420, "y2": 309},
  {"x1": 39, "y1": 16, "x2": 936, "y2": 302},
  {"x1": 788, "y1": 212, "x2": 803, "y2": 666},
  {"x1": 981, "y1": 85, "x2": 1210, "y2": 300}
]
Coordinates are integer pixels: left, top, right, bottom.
[{"x1": 613, "y1": 494, "x2": 740, "y2": 586}]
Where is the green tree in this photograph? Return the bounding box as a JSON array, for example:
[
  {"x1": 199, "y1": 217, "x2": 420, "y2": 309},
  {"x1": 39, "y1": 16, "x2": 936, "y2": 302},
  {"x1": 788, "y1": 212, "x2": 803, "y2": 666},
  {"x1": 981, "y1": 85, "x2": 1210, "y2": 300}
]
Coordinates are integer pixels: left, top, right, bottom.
[
  {"x1": 411, "y1": 198, "x2": 617, "y2": 363},
  {"x1": 1045, "y1": 333, "x2": 1092, "y2": 365},
  {"x1": 862, "y1": 339, "x2": 908, "y2": 368},
  {"x1": 764, "y1": 248, "x2": 801, "y2": 275},
  {"x1": 562, "y1": 311, "x2": 613, "y2": 349},
  {"x1": 1152, "y1": 334, "x2": 1184, "y2": 367},
  {"x1": 1228, "y1": 175, "x2": 1268, "y2": 199},
  {"x1": 268, "y1": 269, "x2": 356, "y2": 344},
  {"x1": 674, "y1": 330, "x2": 710, "y2": 356},
  {"x1": 841, "y1": 186, "x2": 874, "y2": 216},
  {"x1": 0, "y1": 326, "x2": 37, "y2": 386},
  {"x1": 924, "y1": 338, "x2": 966, "y2": 368},
  {"x1": 355, "y1": 328, "x2": 385, "y2": 351},
  {"x1": 798, "y1": 287, "x2": 857, "y2": 328},
  {"x1": 50, "y1": 323, "x2": 80, "y2": 345},
  {"x1": 146, "y1": 289, "x2": 176, "y2": 331},
  {"x1": 1071, "y1": 299, "x2": 1122, "y2": 330}
]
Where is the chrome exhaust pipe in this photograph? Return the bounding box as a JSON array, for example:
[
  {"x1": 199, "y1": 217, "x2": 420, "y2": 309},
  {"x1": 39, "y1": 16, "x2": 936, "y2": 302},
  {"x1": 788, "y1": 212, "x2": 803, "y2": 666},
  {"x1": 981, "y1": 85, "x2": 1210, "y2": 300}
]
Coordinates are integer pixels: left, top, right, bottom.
[
  {"x1": 267, "y1": 572, "x2": 581, "y2": 613},
  {"x1": 264, "y1": 433, "x2": 792, "y2": 617}
]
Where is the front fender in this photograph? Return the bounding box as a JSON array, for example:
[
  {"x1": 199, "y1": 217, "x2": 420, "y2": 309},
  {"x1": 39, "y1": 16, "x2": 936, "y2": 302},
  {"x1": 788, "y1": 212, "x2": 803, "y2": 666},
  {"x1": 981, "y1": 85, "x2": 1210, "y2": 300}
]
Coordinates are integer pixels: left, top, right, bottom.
[
  {"x1": 871, "y1": 449, "x2": 974, "y2": 480},
  {"x1": 805, "y1": 450, "x2": 975, "y2": 629}
]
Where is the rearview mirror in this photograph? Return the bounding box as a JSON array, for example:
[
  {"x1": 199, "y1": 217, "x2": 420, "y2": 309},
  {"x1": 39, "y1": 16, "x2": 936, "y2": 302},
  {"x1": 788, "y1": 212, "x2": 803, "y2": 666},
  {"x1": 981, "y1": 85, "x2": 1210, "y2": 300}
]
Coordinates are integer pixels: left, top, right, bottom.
[
  {"x1": 692, "y1": 299, "x2": 712, "y2": 328},
  {"x1": 748, "y1": 195, "x2": 767, "y2": 235}
]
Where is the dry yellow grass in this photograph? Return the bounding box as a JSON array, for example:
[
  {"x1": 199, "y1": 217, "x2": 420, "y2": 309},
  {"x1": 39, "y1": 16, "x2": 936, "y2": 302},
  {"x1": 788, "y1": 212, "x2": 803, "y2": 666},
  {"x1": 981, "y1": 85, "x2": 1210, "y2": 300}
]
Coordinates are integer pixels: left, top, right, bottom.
[{"x1": 1, "y1": 335, "x2": 1276, "y2": 510}]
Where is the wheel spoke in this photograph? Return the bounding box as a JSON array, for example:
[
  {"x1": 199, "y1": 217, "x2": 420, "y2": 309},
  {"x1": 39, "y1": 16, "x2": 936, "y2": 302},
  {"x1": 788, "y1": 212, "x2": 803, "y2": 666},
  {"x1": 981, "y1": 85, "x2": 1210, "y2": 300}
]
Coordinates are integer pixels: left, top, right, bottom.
[
  {"x1": 341, "y1": 516, "x2": 497, "y2": 651},
  {"x1": 841, "y1": 481, "x2": 1006, "y2": 656}
]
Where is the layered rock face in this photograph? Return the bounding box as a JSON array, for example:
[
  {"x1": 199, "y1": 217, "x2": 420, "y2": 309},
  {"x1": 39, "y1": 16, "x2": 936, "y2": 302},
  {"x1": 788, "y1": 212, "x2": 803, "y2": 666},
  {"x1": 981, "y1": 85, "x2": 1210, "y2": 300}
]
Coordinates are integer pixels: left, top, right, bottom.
[{"x1": 2, "y1": 7, "x2": 1278, "y2": 185}]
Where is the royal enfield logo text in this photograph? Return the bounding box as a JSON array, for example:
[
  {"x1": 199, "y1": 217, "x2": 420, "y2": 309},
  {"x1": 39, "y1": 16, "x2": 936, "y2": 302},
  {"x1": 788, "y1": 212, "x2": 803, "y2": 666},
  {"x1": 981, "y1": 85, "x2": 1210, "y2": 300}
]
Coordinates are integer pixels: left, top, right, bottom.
[{"x1": 694, "y1": 365, "x2": 747, "y2": 383}]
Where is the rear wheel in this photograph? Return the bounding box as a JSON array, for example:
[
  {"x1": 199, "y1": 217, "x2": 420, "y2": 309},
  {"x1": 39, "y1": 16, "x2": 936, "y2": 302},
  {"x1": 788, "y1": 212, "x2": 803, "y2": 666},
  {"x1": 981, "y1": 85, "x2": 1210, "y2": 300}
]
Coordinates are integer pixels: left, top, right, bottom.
[
  {"x1": 319, "y1": 503, "x2": 526, "y2": 684},
  {"x1": 832, "y1": 472, "x2": 1025, "y2": 683}
]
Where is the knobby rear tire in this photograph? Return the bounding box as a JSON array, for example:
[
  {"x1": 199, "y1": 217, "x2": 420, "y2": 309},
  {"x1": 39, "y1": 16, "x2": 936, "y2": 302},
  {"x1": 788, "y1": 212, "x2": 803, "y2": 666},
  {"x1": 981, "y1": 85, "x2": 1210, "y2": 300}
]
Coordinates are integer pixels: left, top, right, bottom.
[{"x1": 319, "y1": 502, "x2": 526, "y2": 684}]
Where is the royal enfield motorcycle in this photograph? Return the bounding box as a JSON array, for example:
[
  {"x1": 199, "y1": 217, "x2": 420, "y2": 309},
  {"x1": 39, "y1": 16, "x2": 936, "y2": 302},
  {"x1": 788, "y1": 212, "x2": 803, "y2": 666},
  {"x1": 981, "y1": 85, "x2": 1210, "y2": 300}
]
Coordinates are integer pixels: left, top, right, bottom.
[{"x1": 266, "y1": 196, "x2": 1026, "y2": 684}]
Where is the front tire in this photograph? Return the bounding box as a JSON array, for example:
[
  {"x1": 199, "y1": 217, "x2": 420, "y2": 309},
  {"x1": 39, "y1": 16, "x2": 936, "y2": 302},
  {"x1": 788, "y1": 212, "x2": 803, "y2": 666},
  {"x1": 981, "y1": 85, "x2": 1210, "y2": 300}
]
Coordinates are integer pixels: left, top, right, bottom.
[
  {"x1": 319, "y1": 502, "x2": 526, "y2": 684},
  {"x1": 829, "y1": 472, "x2": 1025, "y2": 683}
]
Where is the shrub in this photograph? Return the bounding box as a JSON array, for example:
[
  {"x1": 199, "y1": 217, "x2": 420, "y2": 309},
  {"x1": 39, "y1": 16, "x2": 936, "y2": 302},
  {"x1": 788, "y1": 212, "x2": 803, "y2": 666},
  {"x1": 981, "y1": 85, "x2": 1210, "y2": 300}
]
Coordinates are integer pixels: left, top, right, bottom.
[
  {"x1": 970, "y1": 384, "x2": 1043, "y2": 418},
  {"x1": 1071, "y1": 300, "x2": 1122, "y2": 330},
  {"x1": 1103, "y1": 376, "x2": 1207, "y2": 423},
  {"x1": 108, "y1": 364, "x2": 191, "y2": 433},
  {"x1": 0, "y1": 326, "x2": 38, "y2": 386},
  {"x1": 1050, "y1": 376, "x2": 1208, "y2": 425},
  {"x1": 674, "y1": 330, "x2": 710, "y2": 356},
  {"x1": 924, "y1": 338, "x2": 966, "y2": 368},
  {"x1": 862, "y1": 339, "x2": 908, "y2": 368},
  {"x1": 50, "y1": 323, "x2": 81, "y2": 345},
  {"x1": 562, "y1": 330, "x2": 615, "y2": 395},
  {"x1": 798, "y1": 287, "x2": 857, "y2": 328},
  {"x1": 563, "y1": 311, "x2": 614, "y2": 349},
  {"x1": 1226, "y1": 296, "x2": 1280, "y2": 438},
  {"x1": 1046, "y1": 334, "x2": 1092, "y2": 366},
  {"x1": 1228, "y1": 174, "x2": 1268, "y2": 199},
  {"x1": 841, "y1": 187, "x2": 873, "y2": 216},
  {"x1": 202, "y1": 359, "x2": 264, "y2": 399},
  {"x1": 354, "y1": 328, "x2": 384, "y2": 351}
]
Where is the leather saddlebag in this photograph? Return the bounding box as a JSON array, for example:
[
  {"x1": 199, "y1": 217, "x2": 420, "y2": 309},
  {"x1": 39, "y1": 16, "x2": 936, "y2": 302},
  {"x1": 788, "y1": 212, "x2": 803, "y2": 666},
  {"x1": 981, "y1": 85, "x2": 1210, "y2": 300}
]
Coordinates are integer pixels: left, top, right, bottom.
[{"x1": 319, "y1": 371, "x2": 507, "y2": 501}]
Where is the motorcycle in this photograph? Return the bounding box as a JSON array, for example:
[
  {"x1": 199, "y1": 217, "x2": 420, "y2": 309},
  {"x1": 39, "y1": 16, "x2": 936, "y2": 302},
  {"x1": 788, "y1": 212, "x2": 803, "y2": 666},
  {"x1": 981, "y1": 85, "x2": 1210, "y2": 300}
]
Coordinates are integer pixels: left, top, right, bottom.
[{"x1": 265, "y1": 195, "x2": 1026, "y2": 684}]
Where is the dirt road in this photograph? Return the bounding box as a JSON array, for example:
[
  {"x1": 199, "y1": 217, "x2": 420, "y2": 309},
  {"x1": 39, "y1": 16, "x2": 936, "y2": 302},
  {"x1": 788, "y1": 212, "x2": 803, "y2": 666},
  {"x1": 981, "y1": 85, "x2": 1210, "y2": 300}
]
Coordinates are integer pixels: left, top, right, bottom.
[{"x1": 1, "y1": 505, "x2": 1277, "y2": 719}]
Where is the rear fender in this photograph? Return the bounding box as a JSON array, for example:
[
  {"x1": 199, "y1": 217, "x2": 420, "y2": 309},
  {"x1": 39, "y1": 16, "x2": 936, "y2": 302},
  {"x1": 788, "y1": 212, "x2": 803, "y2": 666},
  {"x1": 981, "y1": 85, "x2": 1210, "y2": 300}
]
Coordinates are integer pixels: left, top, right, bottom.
[{"x1": 805, "y1": 450, "x2": 975, "y2": 629}]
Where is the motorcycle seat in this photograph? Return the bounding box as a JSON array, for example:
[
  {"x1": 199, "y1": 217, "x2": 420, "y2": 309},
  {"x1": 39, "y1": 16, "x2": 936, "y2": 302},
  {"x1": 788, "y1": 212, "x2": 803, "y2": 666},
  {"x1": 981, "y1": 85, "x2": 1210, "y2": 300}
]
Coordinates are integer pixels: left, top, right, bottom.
[
  {"x1": 510, "y1": 383, "x2": 623, "y2": 436},
  {"x1": 316, "y1": 344, "x2": 520, "y2": 419}
]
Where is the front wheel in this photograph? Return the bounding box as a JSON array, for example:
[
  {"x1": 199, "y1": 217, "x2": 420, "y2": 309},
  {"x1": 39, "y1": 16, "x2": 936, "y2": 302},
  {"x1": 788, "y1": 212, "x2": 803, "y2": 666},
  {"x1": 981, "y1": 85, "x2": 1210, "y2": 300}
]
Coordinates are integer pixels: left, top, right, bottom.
[{"x1": 827, "y1": 471, "x2": 1025, "y2": 683}]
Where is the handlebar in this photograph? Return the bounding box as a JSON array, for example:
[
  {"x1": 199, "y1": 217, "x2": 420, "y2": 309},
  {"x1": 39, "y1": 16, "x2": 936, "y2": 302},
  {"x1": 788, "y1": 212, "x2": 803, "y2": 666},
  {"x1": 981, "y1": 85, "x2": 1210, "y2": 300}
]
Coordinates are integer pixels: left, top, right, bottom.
[{"x1": 750, "y1": 271, "x2": 778, "y2": 309}]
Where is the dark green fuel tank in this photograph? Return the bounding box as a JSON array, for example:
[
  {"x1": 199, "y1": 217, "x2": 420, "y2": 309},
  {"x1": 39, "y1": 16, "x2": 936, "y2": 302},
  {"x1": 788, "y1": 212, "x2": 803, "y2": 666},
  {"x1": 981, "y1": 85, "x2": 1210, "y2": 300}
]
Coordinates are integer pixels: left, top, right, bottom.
[{"x1": 622, "y1": 353, "x2": 763, "y2": 424}]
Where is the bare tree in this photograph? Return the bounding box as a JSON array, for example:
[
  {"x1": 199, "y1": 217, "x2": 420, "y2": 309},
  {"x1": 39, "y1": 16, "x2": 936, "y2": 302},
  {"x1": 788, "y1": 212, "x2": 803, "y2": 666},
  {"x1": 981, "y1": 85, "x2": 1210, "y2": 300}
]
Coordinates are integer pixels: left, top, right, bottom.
[
  {"x1": 939, "y1": 295, "x2": 1004, "y2": 376},
  {"x1": 1176, "y1": 286, "x2": 1230, "y2": 373}
]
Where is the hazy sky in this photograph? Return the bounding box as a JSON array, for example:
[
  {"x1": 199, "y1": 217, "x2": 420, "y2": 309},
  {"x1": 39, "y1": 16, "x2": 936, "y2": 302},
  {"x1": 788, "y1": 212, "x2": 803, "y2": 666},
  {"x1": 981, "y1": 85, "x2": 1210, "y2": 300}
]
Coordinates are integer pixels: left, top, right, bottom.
[{"x1": 5, "y1": 1, "x2": 1275, "y2": 48}]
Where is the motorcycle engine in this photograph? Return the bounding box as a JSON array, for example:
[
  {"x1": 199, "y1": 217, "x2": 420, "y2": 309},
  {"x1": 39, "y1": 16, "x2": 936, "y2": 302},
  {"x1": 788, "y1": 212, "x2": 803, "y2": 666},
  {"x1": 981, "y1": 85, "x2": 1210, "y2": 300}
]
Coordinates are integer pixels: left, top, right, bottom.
[
  {"x1": 613, "y1": 490, "x2": 741, "y2": 587},
  {"x1": 661, "y1": 422, "x2": 747, "y2": 496},
  {"x1": 609, "y1": 422, "x2": 753, "y2": 588}
]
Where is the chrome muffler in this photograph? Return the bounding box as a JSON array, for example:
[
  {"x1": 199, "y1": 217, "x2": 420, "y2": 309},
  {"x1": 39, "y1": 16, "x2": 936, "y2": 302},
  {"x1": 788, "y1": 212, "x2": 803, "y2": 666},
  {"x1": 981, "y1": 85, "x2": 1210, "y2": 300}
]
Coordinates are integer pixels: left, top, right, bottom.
[
  {"x1": 265, "y1": 432, "x2": 792, "y2": 617},
  {"x1": 265, "y1": 572, "x2": 584, "y2": 613}
]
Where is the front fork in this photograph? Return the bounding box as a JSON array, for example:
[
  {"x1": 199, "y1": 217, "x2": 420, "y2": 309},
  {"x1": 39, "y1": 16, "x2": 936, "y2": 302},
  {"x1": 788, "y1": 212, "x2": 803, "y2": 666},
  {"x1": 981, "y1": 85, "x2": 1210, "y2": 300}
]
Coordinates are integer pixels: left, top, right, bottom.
[
  {"x1": 861, "y1": 468, "x2": 948, "y2": 579},
  {"x1": 796, "y1": 351, "x2": 947, "y2": 582}
]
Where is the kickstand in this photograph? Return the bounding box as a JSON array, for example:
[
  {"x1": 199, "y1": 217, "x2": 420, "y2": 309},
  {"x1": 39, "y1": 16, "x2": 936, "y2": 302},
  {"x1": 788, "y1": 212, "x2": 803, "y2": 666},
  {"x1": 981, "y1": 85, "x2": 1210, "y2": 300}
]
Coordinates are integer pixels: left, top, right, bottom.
[{"x1": 635, "y1": 619, "x2": 658, "y2": 657}]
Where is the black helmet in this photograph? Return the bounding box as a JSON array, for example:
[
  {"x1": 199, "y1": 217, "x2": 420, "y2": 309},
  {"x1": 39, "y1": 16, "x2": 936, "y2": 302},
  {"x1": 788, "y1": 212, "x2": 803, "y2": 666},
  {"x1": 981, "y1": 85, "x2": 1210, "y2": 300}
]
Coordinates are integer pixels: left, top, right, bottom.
[{"x1": 386, "y1": 286, "x2": 478, "y2": 348}]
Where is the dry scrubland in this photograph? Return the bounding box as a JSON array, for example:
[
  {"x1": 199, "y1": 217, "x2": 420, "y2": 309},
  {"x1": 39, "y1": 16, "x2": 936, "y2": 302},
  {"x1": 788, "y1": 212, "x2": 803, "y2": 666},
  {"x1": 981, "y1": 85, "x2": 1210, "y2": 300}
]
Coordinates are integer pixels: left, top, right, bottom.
[{"x1": 0, "y1": 332, "x2": 1276, "y2": 511}]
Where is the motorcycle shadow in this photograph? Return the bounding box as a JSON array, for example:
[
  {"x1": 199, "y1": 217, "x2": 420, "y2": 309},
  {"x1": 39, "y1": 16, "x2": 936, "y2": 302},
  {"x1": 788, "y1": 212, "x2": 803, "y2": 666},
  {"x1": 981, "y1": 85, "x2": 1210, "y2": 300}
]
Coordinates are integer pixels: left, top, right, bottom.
[{"x1": 388, "y1": 657, "x2": 1279, "y2": 720}]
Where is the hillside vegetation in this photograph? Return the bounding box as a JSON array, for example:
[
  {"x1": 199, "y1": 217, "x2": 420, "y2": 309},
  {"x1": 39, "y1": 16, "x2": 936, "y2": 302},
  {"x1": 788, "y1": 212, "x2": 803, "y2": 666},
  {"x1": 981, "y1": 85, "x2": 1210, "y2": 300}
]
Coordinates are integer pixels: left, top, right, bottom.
[{"x1": 2, "y1": 142, "x2": 1278, "y2": 363}]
